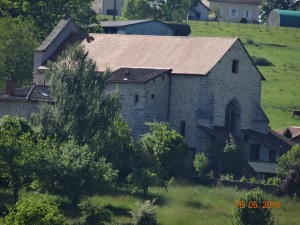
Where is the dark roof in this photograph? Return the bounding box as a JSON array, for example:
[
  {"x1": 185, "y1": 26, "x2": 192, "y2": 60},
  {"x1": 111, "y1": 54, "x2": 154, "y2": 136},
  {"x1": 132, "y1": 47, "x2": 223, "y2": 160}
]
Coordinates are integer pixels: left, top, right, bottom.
[
  {"x1": 100, "y1": 20, "x2": 153, "y2": 28},
  {"x1": 197, "y1": 125, "x2": 243, "y2": 143},
  {"x1": 208, "y1": 0, "x2": 261, "y2": 4},
  {"x1": 0, "y1": 85, "x2": 52, "y2": 102},
  {"x1": 276, "y1": 126, "x2": 300, "y2": 140},
  {"x1": 242, "y1": 129, "x2": 295, "y2": 152},
  {"x1": 247, "y1": 161, "x2": 277, "y2": 174},
  {"x1": 109, "y1": 67, "x2": 172, "y2": 83}
]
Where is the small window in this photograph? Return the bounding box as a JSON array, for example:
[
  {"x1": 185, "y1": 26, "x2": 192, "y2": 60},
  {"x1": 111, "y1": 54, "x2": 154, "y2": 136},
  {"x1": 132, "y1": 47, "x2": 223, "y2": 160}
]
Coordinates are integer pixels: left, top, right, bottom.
[
  {"x1": 134, "y1": 94, "x2": 139, "y2": 104},
  {"x1": 232, "y1": 60, "x2": 239, "y2": 73},
  {"x1": 151, "y1": 94, "x2": 155, "y2": 99},
  {"x1": 180, "y1": 121, "x2": 186, "y2": 137},
  {"x1": 231, "y1": 9, "x2": 237, "y2": 18},
  {"x1": 269, "y1": 150, "x2": 276, "y2": 162},
  {"x1": 250, "y1": 144, "x2": 260, "y2": 161}
]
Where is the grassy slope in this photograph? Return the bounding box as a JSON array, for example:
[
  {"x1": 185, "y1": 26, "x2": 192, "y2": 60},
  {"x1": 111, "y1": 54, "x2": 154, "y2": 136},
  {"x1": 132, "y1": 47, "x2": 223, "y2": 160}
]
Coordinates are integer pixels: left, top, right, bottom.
[
  {"x1": 2, "y1": 185, "x2": 299, "y2": 225},
  {"x1": 189, "y1": 21, "x2": 300, "y2": 130}
]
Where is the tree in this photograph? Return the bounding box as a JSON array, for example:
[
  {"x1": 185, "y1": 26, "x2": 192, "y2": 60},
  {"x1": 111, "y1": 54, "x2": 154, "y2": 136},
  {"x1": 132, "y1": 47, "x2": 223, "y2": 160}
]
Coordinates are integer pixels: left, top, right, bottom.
[
  {"x1": 0, "y1": 17, "x2": 39, "y2": 89},
  {"x1": 140, "y1": 122, "x2": 190, "y2": 178},
  {"x1": 122, "y1": 0, "x2": 192, "y2": 22},
  {"x1": 33, "y1": 140, "x2": 118, "y2": 204},
  {"x1": 0, "y1": 0, "x2": 99, "y2": 37},
  {"x1": 3, "y1": 196, "x2": 68, "y2": 225},
  {"x1": 233, "y1": 188, "x2": 274, "y2": 225},
  {"x1": 31, "y1": 44, "x2": 121, "y2": 149},
  {"x1": 0, "y1": 116, "x2": 37, "y2": 202},
  {"x1": 260, "y1": 0, "x2": 299, "y2": 22},
  {"x1": 279, "y1": 162, "x2": 300, "y2": 195},
  {"x1": 193, "y1": 152, "x2": 208, "y2": 176},
  {"x1": 277, "y1": 144, "x2": 300, "y2": 179},
  {"x1": 131, "y1": 199, "x2": 158, "y2": 225}
]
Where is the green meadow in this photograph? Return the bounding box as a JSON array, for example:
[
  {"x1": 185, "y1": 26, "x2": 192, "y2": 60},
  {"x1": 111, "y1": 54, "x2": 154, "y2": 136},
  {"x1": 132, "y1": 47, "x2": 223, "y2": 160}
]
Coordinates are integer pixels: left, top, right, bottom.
[{"x1": 189, "y1": 21, "x2": 300, "y2": 130}]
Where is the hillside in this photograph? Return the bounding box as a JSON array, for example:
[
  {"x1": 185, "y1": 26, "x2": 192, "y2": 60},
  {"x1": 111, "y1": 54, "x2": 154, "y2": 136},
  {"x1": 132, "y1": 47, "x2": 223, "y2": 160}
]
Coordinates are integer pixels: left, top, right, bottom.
[{"x1": 189, "y1": 21, "x2": 300, "y2": 130}]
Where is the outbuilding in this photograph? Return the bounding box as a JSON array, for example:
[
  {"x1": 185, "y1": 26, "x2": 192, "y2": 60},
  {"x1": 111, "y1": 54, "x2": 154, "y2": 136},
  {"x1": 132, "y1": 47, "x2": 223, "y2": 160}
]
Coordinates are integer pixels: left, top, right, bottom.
[{"x1": 268, "y1": 9, "x2": 300, "y2": 28}]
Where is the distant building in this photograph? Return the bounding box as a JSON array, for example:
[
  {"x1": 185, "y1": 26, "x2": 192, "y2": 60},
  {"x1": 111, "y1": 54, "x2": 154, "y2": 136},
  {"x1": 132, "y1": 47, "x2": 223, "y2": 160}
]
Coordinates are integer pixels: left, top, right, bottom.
[
  {"x1": 276, "y1": 126, "x2": 300, "y2": 143},
  {"x1": 188, "y1": 0, "x2": 211, "y2": 20},
  {"x1": 93, "y1": 0, "x2": 124, "y2": 16},
  {"x1": 202, "y1": 0, "x2": 261, "y2": 22},
  {"x1": 268, "y1": 9, "x2": 300, "y2": 28},
  {"x1": 100, "y1": 20, "x2": 174, "y2": 36}
]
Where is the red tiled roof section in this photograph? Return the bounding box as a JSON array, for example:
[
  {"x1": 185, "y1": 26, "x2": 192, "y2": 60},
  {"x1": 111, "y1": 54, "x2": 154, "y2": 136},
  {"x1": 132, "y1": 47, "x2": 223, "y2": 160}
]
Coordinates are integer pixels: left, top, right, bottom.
[
  {"x1": 208, "y1": 0, "x2": 261, "y2": 5},
  {"x1": 64, "y1": 34, "x2": 238, "y2": 75},
  {"x1": 276, "y1": 126, "x2": 300, "y2": 139}
]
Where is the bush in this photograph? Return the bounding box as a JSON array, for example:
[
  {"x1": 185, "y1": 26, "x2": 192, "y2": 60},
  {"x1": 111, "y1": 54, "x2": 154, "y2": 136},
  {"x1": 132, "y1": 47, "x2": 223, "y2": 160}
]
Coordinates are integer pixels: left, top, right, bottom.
[
  {"x1": 220, "y1": 173, "x2": 234, "y2": 181},
  {"x1": 279, "y1": 162, "x2": 300, "y2": 196},
  {"x1": 240, "y1": 17, "x2": 248, "y2": 23},
  {"x1": 239, "y1": 175, "x2": 247, "y2": 183},
  {"x1": 266, "y1": 177, "x2": 281, "y2": 186},
  {"x1": 3, "y1": 196, "x2": 68, "y2": 225},
  {"x1": 249, "y1": 177, "x2": 259, "y2": 184},
  {"x1": 232, "y1": 188, "x2": 274, "y2": 225},
  {"x1": 251, "y1": 56, "x2": 274, "y2": 66},
  {"x1": 166, "y1": 23, "x2": 191, "y2": 36},
  {"x1": 246, "y1": 39, "x2": 254, "y2": 45},
  {"x1": 131, "y1": 199, "x2": 158, "y2": 225},
  {"x1": 77, "y1": 198, "x2": 111, "y2": 225},
  {"x1": 193, "y1": 152, "x2": 208, "y2": 176},
  {"x1": 277, "y1": 144, "x2": 300, "y2": 179}
]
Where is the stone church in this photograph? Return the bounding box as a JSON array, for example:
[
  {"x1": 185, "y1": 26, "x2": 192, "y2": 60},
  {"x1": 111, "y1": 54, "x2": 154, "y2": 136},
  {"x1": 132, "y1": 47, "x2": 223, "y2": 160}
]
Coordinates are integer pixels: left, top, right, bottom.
[{"x1": 0, "y1": 18, "x2": 294, "y2": 177}]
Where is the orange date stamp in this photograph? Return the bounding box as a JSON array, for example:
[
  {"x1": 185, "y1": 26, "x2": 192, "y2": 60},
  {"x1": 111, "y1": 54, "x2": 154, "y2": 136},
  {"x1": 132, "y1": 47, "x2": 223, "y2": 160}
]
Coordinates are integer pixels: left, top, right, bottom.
[{"x1": 235, "y1": 200, "x2": 281, "y2": 209}]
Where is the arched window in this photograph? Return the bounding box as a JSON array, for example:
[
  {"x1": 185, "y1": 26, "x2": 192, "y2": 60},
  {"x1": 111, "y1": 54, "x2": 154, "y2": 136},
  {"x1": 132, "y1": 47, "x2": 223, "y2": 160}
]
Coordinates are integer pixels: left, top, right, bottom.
[{"x1": 225, "y1": 101, "x2": 239, "y2": 134}]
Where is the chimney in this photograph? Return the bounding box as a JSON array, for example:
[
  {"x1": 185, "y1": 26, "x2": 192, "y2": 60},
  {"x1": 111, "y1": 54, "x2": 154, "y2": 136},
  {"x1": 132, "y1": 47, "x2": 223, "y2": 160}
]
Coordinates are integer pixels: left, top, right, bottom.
[{"x1": 5, "y1": 79, "x2": 16, "y2": 96}]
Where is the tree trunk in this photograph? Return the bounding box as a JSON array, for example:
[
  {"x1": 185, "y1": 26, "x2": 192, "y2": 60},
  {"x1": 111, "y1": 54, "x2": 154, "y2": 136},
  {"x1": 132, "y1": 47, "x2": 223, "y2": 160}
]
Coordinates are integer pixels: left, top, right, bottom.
[
  {"x1": 13, "y1": 186, "x2": 19, "y2": 203},
  {"x1": 143, "y1": 186, "x2": 148, "y2": 199}
]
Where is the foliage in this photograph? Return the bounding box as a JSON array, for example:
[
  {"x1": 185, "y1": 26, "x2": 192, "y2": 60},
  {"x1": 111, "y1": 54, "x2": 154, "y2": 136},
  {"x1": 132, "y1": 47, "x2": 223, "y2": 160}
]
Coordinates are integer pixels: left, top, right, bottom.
[
  {"x1": 239, "y1": 175, "x2": 247, "y2": 183},
  {"x1": 251, "y1": 56, "x2": 274, "y2": 66},
  {"x1": 140, "y1": 122, "x2": 190, "y2": 179},
  {"x1": 240, "y1": 17, "x2": 248, "y2": 24},
  {"x1": 31, "y1": 44, "x2": 120, "y2": 148},
  {"x1": 220, "y1": 173, "x2": 234, "y2": 181},
  {"x1": 266, "y1": 177, "x2": 281, "y2": 186},
  {"x1": 279, "y1": 162, "x2": 300, "y2": 195},
  {"x1": 232, "y1": 188, "x2": 274, "y2": 225},
  {"x1": 209, "y1": 6, "x2": 222, "y2": 21},
  {"x1": 3, "y1": 196, "x2": 68, "y2": 225},
  {"x1": 122, "y1": 0, "x2": 192, "y2": 22},
  {"x1": 277, "y1": 144, "x2": 300, "y2": 179},
  {"x1": 131, "y1": 199, "x2": 158, "y2": 225},
  {"x1": 165, "y1": 23, "x2": 191, "y2": 36},
  {"x1": 260, "y1": 0, "x2": 299, "y2": 22},
  {"x1": 193, "y1": 152, "x2": 208, "y2": 176},
  {"x1": 0, "y1": 0, "x2": 100, "y2": 37},
  {"x1": 249, "y1": 177, "x2": 259, "y2": 184},
  {"x1": 33, "y1": 140, "x2": 118, "y2": 204},
  {"x1": 0, "y1": 17, "x2": 38, "y2": 89},
  {"x1": 127, "y1": 168, "x2": 166, "y2": 199},
  {"x1": 0, "y1": 116, "x2": 37, "y2": 202},
  {"x1": 77, "y1": 198, "x2": 112, "y2": 225},
  {"x1": 96, "y1": 116, "x2": 139, "y2": 181}
]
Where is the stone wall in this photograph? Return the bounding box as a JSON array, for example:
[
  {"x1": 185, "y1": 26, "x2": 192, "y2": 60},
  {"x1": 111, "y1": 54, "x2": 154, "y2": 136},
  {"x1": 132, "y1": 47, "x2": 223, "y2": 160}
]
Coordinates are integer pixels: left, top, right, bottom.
[{"x1": 0, "y1": 101, "x2": 39, "y2": 120}]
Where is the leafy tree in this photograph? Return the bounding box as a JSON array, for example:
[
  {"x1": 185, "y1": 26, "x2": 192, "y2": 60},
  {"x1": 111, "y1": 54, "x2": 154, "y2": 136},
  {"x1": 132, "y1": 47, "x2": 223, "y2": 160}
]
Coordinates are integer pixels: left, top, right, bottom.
[
  {"x1": 3, "y1": 196, "x2": 68, "y2": 225},
  {"x1": 33, "y1": 140, "x2": 118, "y2": 204},
  {"x1": 122, "y1": 0, "x2": 192, "y2": 22},
  {"x1": 0, "y1": 17, "x2": 38, "y2": 89},
  {"x1": 233, "y1": 188, "x2": 274, "y2": 225},
  {"x1": 0, "y1": 116, "x2": 36, "y2": 202},
  {"x1": 140, "y1": 122, "x2": 190, "y2": 178},
  {"x1": 260, "y1": 0, "x2": 299, "y2": 22},
  {"x1": 0, "y1": 0, "x2": 99, "y2": 37},
  {"x1": 277, "y1": 144, "x2": 300, "y2": 179},
  {"x1": 31, "y1": 44, "x2": 120, "y2": 149},
  {"x1": 279, "y1": 162, "x2": 300, "y2": 195},
  {"x1": 127, "y1": 168, "x2": 166, "y2": 199},
  {"x1": 193, "y1": 152, "x2": 208, "y2": 176},
  {"x1": 131, "y1": 199, "x2": 158, "y2": 225}
]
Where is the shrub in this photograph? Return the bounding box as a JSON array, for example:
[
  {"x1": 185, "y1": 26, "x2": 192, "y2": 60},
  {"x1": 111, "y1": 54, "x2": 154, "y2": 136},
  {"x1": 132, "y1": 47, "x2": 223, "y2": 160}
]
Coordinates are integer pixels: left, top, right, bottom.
[
  {"x1": 249, "y1": 177, "x2": 259, "y2": 184},
  {"x1": 246, "y1": 39, "x2": 254, "y2": 45},
  {"x1": 232, "y1": 188, "x2": 274, "y2": 225},
  {"x1": 240, "y1": 17, "x2": 248, "y2": 23},
  {"x1": 277, "y1": 144, "x2": 300, "y2": 179},
  {"x1": 240, "y1": 175, "x2": 247, "y2": 183},
  {"x1": 220, "y1": 173, "x2": 234, "y2": 181},
  {"x1": 3, "y1": 196, "x2": 68, "y2": 225},
  {"x1": 193, "y1": 152, "x2": 208, "y2": 176},
  {"x1": 166, "y1": 23, "x2": 191, "y2": 36},
  {"x1": 251, "y1": 56, "x2": 274, "y2": 66},
  {"x1": 266, "y1": 177, "x2": 281, "y2": 186},
  {"x1": 77, "y1": 198, "x2": 111, "y2": 225},
  {"x1": 279, "y1": 162, "x2": 300, "y2": 196},
  {"x1": 131, "y1": 199, "x2": 158, "y2": 225}
]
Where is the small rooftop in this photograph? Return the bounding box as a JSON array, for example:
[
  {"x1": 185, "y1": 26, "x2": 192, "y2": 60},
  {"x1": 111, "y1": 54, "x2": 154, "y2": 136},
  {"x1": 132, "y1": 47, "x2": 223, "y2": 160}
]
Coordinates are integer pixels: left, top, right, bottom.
[
  {"x1": 109, "y1": 67, "x2": 172, "y2": 83},
  {"x1": 208, "y1": 0, "x2": 261, "y2": 4},
  {"x1": 100, "y1": 19, "x2": 153, "y2": 28}
]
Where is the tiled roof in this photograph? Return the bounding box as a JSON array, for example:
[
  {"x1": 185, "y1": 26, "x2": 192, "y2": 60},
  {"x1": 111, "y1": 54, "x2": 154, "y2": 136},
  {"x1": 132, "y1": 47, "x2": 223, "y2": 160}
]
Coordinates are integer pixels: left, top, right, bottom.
[
  {"x1": 242, "y1": 129, "x2": 295, "y2": 152},
  {"x1": 100, "y1": 20, "x2": 153, "y2": 27},
  {"x1": 247, "y1": 161, "x2": 277, "y2": 174},
  {"x1": 276, "y1": 126, "x2": 300, "y2": 140},
  {"x1": 0, "y1": 85, "x2": 52, "y2": 102},
  {"x1": 50, "y1": 33, "x2": 239, "y2": 75},
  {"x1": 109, "y1": 67, "x2": 172, "y2": 83},
  {"x1": 208, "y1": 0, "x2": 261, "y2": 5}
]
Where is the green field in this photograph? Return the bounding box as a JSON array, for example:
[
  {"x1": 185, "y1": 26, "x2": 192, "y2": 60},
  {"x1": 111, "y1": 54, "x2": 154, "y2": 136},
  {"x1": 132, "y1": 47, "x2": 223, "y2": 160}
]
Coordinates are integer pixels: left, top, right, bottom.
[
  {"x1": 1, "y1": 184, "x2": 300, "y2": 225},
  {"x1": 188, "y1": 21, "x2": 300, "y2": 130}
]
